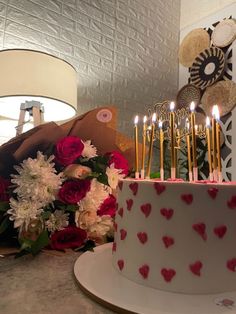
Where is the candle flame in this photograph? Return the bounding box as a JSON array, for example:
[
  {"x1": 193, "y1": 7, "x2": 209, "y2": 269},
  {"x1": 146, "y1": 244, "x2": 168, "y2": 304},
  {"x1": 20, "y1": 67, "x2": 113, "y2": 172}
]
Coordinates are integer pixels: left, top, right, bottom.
[
  {"x1": 143, "y1": 115, "x2": 147, "y2": 124},
  {"x1": 152, "y1": 112, "x2": 157, "y2": 123},
  {"x1": 170, "y1": 101, "x2": 175, "y2": 111},
  {"x1": 195, "y1": 125, "x2": 198, "y2": 132},
  {"x1": 212, "y1": 105, "x2": 220, "y2": 121},
  {"x1": 134, "y1": 115, "x2": 139, "y2": 125},
  {"x1": 190, "y1": 101, "x2": 195, "y2": 112},
  {"x1": 158, "y1": 120, "x2": 163, "y2": 129},
  {"x1": 206, "y1": 116, "x2": 211, "y2": 127}
]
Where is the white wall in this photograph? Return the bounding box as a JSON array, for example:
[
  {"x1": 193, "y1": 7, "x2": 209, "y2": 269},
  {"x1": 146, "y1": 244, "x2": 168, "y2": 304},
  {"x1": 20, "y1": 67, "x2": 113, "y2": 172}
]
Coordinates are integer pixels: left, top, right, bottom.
[
  {"x1": 180, "y1": 0, "x2": 236, "y2": 29},
  {"x1": 0, "y1": 0, "x2": 180, "y2": 136}
]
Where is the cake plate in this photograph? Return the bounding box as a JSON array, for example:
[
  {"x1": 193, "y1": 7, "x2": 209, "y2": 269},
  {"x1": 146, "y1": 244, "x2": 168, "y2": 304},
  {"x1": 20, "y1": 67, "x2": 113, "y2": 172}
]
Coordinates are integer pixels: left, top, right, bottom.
[{"x1": 74, "y1": 243, "x2": 236, "y2": 314}]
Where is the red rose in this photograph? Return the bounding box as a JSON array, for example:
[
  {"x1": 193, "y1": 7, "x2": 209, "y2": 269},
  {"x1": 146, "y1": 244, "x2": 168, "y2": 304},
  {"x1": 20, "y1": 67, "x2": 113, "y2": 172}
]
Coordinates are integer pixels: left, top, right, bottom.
[
  {"x1": 58, "y1": 179, "x2": 91, "y2": 204},
  {"x1": 55, "y1": 136, "x2": 84, "y2": 166},
  {"x1": 0, "y1": 177, "x2": 10, "y2": 201},
  {"x1": 97, "y1": 194, "x2": 117, "y2": 217},
  {"x1": 107, "y1": 151, "x2": 129, "y2": 175},
  {"x1": 50, "y1": 226, "x2": 87, "y2": 250}
]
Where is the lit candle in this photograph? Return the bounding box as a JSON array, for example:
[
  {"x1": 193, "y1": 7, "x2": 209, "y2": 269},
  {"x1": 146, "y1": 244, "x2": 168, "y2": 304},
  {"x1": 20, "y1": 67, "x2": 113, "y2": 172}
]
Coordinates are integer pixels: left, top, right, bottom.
[
  {"x1": 215, "y1": 106, "x2": 222, "y2": 183},
  {"x1": 141, "y1": 116, "x2": 147, "y2": 179},
  {"x1": 146, "y1": 113, "x2": 157, "y2": 179},
  {"x1": 159, "y1": 120, "x2": 164, "y2": 181},
  {"x1": 212, "y1": 106, "x2": 218, "y2": 181},
  {"x1": 190, "y1": 101, "x2": 198, "y2": 181},
  {"x1": 134, "y1": 115, "x2": 139, "y2": 179},
  {"x1": 186, "y1": 119, "x2": 193, "y2": 182},
  {"x1": 206, "y1": 117, "x2": 213, "y2": 181},
  {"x1": 169, "y1": 102, "x2": 176, "y2": 179}
]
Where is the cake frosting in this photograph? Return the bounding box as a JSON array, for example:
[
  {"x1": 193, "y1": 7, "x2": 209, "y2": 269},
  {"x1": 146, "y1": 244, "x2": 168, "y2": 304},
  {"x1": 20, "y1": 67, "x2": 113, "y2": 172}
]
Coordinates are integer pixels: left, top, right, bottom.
[{"x1": 112, "y1": 178, "x2": 236, "y2": 294}]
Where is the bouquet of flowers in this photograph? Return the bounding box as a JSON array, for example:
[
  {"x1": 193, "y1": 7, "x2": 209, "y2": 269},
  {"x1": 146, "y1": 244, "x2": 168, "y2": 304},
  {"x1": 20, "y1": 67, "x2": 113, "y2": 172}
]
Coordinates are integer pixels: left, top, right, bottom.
[{"x1": 0, "y1": 135, "x2": 129, "y2": 256}]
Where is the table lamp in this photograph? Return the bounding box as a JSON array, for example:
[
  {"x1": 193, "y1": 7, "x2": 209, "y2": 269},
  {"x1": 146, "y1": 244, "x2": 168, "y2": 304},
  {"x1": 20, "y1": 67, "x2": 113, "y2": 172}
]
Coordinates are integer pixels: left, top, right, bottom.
[{"x1": 0, "y1": 49, "x2": 77, "y2": 137}]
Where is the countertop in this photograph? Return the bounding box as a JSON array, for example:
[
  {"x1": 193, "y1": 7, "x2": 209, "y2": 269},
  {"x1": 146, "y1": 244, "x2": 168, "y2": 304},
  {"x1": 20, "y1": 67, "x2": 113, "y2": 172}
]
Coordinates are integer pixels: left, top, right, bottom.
[{"x1": 0, "y1": 249, "x2": 115, "y2": 314}]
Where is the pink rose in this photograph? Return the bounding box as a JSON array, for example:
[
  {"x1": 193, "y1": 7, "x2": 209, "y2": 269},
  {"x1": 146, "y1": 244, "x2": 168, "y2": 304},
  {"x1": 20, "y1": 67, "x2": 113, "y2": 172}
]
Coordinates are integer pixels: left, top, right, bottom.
[
  {"x1": 64, "y1": 164, "x2": 91, "y2": 179},
  {"x1": 97, "y1": 194, "x2": 117, "y2": 217},
  {"x1": 106, "y1": 151, "x2": 129, "y2": 175},
  {"x1": 0, "y1": 177, "x2": 10, "y2": 201},
  {"x1": 55, "y1": 136, "x2": 84, "y2": 166},
  {"x1": 50, "y1": 226, "x2": 87, "y2": 250},
  {"x1": 58, "y1": 180, "x2": 91, "y2": 204}
]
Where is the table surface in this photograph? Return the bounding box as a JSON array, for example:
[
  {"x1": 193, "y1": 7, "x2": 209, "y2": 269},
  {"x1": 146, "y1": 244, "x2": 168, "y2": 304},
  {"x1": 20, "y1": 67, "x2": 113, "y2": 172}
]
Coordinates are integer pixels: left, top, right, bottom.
[{"x1": 0, "y1": 249, "x2": 115, "y2": 314}]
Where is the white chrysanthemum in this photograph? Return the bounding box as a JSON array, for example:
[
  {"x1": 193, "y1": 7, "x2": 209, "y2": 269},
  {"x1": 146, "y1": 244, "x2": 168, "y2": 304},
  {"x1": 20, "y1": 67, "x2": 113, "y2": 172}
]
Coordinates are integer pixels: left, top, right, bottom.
[
  {"x1": 106, "y1": 163, "x2": 124, "y2": 189},
  {"x1": 45, "y1": 210, "x2": 69, "y2": 233},
  {"x1": 81, "y1": 140, "x2": 97, "y2": 158},
  {"x1": 7, "y1": 198, "x2": 43, "y2": 231},
  {"x1": 11, "y1": 152, "x2": 63, "y2": 206},
  {"x1": 78, "y1": 179, "x2": 110, "y2": 212}
]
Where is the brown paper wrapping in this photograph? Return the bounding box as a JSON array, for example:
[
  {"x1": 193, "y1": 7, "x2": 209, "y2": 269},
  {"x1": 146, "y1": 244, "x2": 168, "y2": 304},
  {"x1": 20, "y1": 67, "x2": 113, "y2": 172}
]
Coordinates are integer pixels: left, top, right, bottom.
[{"x1": 0, "y1": 106, "x2": 139, "y2": 177}]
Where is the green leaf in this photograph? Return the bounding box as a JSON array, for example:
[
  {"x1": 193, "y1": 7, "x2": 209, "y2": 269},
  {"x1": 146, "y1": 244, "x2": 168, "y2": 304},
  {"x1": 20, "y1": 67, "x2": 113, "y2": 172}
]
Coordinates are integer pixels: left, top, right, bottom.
[
  {"x1": 0, "y1": 216, "x2": 10, "y2": 234},
  {"x1": 75, "y1": 240, "x2": 95, "y2": 252},
  {"x1": 65, "y1": 204, "x2": 78, "y2": 212},
  {"x1": 97, "y1": 173, "x2": 109, "y2": 185},
  {"x1": 150, "y1": 172, "x2": 160, "y2": 179},
  {"x1": 0, "y1": 202, "x2": 10, "y2": 212},
  {"x1": 31, "y1": 230, "x2": 49, "y2": 256}
]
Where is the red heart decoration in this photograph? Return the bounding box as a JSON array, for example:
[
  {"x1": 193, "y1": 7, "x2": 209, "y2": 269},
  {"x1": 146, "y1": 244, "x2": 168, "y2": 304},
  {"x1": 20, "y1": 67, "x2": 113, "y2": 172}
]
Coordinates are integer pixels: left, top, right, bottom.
[
  {"x1": 161, "y1": 268, "x2": 176, "y2": 282},
  {"x1": 227, "y1": 196, "x2": 236, "y2": 209},
  {"x1": 227, "y1": 258, "x2": 236, "y2": 272},
  {"x1": 118, "y1": 181, "x2": 123, "y2": 191},
  {"x1": 139, "y1": 264, "x2": 149, "y2": 279},
  {"x1": 160, "y1": 208, "x2": 174, "y2": 220},
  {"x1": 162, "y1": 236, "x2": 175, "y2": 248},
  {"x1": 129, "y1": 182, "x2": 138, "y2": 196},
  {"x1": 140, "y1": 203, "x2": 152, "y2": 218},
  {"x1": 192, "y1": 223, "x2": 207, "y2": 241},
  {"x1": 154, "y1": 182, "x2": 166, "y2": 195},
  {"x1": 214, "y1": 225, "x2": 227, "y2": 239},
  {"x1": 113, "y1": 222, "x2": 118, "y2": 232},
  {"x1": 118, "y1": 207, "x2": 124, "y2": 217},
  {"x1": 120, "y1": 229, "x2": 127, "y2": 240},
  {"x1": 112, "y1": 242, "x2": 117, "y2": 252},
  {"x1": 117, "y1": 259, "x2": 124, "y2": 271},
  {"x1": 137, "y1": 232, "x2": 148, "y2": 244},
  {"x1": 181, "y1": 194, "x2": 193, "y2": 204},
  {"x1": 207, "y1": 187, "x2": 218, "y2": 199},
  {"x1": 126, "y1": 199, "x2": 133, "y2": 211},
  {"x1": 189, "y1": 261, "x2": 203, "y2": 276}
]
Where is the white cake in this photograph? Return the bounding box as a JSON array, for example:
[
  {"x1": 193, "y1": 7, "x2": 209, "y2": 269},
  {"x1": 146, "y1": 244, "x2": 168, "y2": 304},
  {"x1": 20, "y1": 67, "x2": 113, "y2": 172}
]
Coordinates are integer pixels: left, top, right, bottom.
[{"x1": 112, "y1": 178, "x2": 236, "y2": 294}]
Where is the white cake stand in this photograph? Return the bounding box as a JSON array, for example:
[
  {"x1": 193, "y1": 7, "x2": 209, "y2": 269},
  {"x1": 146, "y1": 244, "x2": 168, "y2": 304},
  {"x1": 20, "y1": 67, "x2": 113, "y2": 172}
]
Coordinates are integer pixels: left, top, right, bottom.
[{"x1": 74, "y1": 243, "x2": 236, "y2": 314}]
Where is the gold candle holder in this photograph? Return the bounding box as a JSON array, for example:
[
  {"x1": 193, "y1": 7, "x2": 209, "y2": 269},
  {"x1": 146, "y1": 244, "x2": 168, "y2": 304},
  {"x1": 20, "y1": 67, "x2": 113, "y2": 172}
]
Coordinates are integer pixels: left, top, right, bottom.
[
  {"x1": 190, "y1": 102, "x2": 198, "y2": 181},
  {"x1": 159, "y1": 120, "x2": 164, "y2": 181},
  {"x1": 206, "y1": 117, "x2": 213, "y2": 181},
  {"x1": 169, "y1": 101, "x2": 176, "y2": 179},
  {"x1": 215, "y1": 106, "x2": 222, "y2": 182},
  {"x1": 141, "y1": 115, "x2": 147, "y2": 179},
  {"x1": 134, "y1": 115, "x2": 139, "y2": 179},
  {"x1": 186, "y1": 119, "x2": 192, "y2": 182},
  {"x1": 212, "y1": 105, "x2": 218, "y2": 181},
  {"x1": 146, "y1": 113, "x2": 156, "y2": 179}
]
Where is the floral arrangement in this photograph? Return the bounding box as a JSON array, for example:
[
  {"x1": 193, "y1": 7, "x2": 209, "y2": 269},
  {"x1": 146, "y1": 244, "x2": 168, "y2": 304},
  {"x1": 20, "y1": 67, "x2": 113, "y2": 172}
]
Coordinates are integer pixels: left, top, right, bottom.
[{"x1": 0, "y1": 136, "x2": 129, "y2": 256}]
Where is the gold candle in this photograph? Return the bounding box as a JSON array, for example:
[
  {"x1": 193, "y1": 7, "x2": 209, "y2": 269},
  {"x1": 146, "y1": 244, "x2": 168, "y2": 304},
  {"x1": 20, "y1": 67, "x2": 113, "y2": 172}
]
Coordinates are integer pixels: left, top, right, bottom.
[
  {"x1": 211, "y1": 105, "x2": 217, "y2": 181},
  {"x1": 146, "y1": 113, "x2": 156, "y2": 179},
  {"x1": 134, "y1": 115, "x2": 139, "y2": 179},
  {"x1": 141, "y1": 115, "x2": 147, "y2": 179},
  {"x1": 186, "y1": 119, "x2": 192, "y2": 181},
  {"x1": 190, "y1": 102, "x2": 198, "y2": 181},
  {"x1": 215, "y1": 106, "x2": 222, "y2": 182},
  {"x1": 159, "y1": 120, "x2": 164, "y2": 181},
  {"x1": 206, "y1": 117, "x2": 213, "y2": 181},
  {"x1": 169, "y1": 101, "x2": 176, "y2": 179}
]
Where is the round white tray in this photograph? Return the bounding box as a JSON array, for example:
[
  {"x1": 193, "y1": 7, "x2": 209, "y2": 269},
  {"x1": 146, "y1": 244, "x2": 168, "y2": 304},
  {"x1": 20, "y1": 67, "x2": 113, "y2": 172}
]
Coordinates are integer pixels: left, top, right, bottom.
[{"x1": 74, "y1": 243, "x2": 236, "y2": 314}]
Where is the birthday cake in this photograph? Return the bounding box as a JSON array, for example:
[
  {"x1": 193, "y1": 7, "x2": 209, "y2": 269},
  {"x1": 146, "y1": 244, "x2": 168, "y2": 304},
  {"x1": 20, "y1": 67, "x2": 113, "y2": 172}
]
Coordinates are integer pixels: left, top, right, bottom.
[{"x1": 112, "y1": 178, "x2": 236, "y2": 294}]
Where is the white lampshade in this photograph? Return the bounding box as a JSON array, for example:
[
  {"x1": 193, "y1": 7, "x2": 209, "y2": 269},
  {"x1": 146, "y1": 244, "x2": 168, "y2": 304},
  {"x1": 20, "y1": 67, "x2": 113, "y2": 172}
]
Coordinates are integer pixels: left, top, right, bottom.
[{"x1": 0, "y1": 49, "x2": 77, "y2": 121}]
